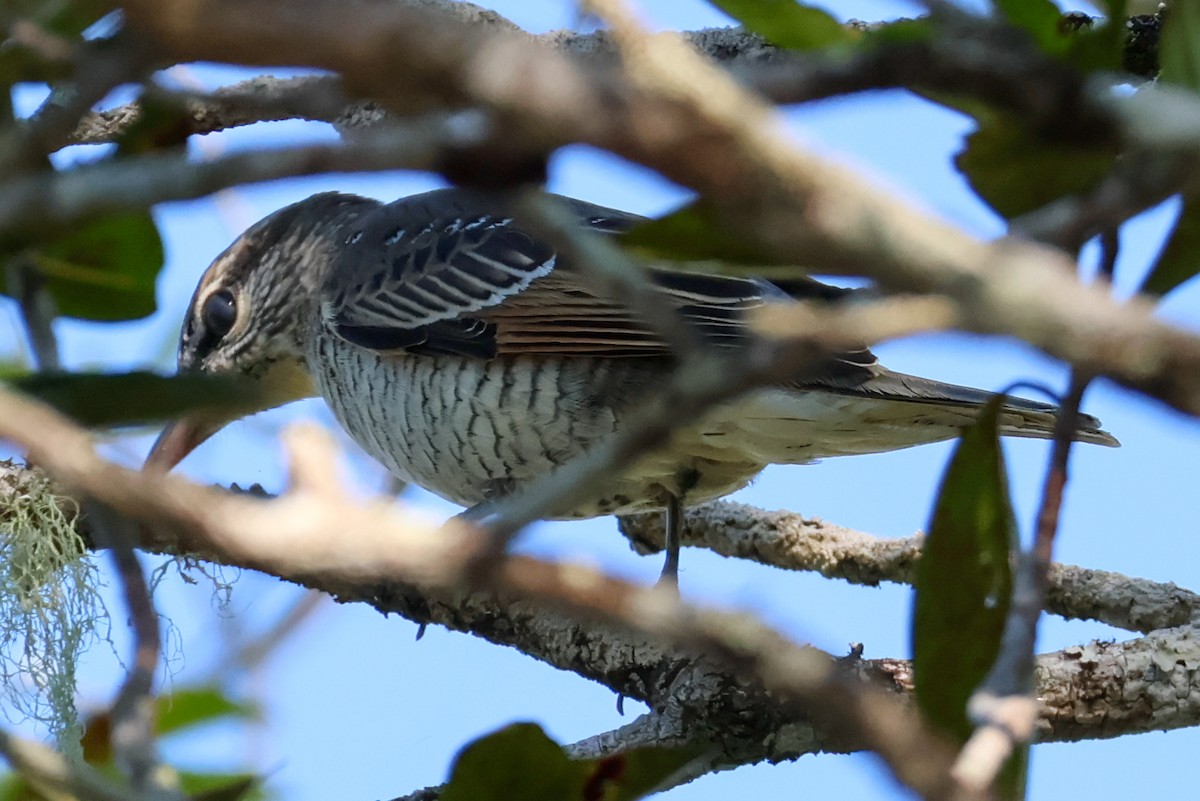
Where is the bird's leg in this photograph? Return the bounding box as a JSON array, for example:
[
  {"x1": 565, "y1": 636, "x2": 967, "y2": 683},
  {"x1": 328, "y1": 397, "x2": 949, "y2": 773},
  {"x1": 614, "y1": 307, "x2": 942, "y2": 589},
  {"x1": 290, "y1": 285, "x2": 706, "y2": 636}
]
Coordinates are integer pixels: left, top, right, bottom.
[
  {"x1": 657, "y1": 492, "x2": 682, "y2": 588},
  {"x1": 455, "y1": 478, "x2": 517, "y2": 526}
]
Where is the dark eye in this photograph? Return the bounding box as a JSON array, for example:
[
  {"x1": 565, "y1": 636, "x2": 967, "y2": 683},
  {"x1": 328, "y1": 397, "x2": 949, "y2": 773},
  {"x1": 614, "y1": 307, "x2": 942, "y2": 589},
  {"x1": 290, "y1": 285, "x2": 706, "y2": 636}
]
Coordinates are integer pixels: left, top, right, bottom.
[{"x1": 202, "y1": 289, "x2": 238, "y2": 340}]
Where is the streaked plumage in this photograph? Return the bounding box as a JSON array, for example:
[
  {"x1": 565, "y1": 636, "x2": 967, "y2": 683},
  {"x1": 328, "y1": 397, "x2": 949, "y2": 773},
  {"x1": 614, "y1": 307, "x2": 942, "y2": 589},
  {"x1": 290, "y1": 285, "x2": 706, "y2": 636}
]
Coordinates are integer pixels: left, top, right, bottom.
[{"x1": 149, "y1": 188, "x2": 1117, "y2": 570}]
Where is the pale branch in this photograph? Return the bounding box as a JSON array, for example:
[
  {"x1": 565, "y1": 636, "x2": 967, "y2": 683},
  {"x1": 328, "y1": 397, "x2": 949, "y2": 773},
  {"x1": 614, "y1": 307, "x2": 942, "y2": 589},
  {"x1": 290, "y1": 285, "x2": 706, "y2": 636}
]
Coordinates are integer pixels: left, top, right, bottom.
[
  {"x1": 0, "y1": 116, "x2": 490, "y2": 235},
  {"x1": 67, "y1": 75, "x2": 352, "y2": 146},
  {"x1": 619, "y1": 501, "x2": 1200, "y2": 634},
  {"x1": 59, "y1": 6, "x2": 1160, "y2": 149},
  {"x1": 62, "y1": 0, "x2": 1196, "y2": 419},
  {"x1": 2, "y1": 447, "x2": 1199, "y2": 779},
  {"x1": 0, "y1": 724, "x2": 176, "y2": 801},
  {"x1": 0, "y1": 394, "x2": 970, "y2": 801}
]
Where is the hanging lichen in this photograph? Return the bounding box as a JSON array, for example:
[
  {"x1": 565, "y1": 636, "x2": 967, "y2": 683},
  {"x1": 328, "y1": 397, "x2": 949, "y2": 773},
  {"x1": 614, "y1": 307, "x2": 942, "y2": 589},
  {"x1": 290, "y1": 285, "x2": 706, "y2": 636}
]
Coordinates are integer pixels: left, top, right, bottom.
[{"x1": 0, "y1": 461, "x2": 108, "y2": 759}]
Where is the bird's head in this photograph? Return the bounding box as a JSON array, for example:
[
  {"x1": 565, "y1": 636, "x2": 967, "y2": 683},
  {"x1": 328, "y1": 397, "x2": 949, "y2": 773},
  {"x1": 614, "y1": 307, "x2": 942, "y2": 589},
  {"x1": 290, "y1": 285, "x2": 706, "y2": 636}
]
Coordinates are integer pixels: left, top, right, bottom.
[{"x1": 145, "y1": 191, "x2": 379, "y2": 472}]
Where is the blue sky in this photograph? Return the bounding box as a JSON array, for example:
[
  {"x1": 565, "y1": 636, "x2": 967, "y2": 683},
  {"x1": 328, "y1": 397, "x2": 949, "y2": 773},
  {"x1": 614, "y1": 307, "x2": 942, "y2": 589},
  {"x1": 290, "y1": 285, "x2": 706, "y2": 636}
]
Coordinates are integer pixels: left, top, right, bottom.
[{"x1": 4, "y1": 1, "x2": 1200, "y2": 799}]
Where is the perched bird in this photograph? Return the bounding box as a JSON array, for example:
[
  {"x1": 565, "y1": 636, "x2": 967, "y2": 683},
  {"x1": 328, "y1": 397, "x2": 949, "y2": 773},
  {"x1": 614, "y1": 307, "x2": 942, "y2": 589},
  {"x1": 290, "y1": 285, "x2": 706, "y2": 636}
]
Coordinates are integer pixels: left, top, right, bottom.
[{"x1": 146, "y1": 188, "x2": 1118, "y2": 581}]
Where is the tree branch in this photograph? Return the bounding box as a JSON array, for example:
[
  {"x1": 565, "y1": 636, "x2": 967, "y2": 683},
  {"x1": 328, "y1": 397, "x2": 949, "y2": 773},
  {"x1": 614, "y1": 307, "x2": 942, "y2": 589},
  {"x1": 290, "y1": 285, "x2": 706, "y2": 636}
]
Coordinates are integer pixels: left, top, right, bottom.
[{"x1": 619, "y1": 501, "x2": 1200, "y2": 634}]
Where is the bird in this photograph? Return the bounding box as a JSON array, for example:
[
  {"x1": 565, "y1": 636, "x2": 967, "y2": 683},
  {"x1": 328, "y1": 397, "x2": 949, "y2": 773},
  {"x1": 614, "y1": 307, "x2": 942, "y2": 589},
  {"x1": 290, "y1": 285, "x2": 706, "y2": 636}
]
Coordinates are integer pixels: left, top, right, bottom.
[{"x1": 145, "y1": 187, "x2": 1118, "y2": 583}]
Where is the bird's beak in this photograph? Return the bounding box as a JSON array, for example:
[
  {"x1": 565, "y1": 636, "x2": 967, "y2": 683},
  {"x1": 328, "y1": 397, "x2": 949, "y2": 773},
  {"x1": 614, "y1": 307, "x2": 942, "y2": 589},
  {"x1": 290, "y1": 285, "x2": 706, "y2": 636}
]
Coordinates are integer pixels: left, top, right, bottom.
[
  {"x1": 144, "y1": 415, "x2": 227, "y2": 473},
  {"x1": 143, "y1": 362, "x2": 319, "y2": 473}
]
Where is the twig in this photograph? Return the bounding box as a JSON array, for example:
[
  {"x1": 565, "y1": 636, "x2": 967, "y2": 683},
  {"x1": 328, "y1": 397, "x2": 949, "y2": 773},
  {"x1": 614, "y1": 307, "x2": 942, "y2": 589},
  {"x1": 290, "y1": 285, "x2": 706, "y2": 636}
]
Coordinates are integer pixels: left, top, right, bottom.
[
  {"x1": 953, "y1": 225, "x2": 1122, "y2": 787},
  {"x1": 0, "y1": 725, "x2": 170, "y2": 801},
  {"x1": 4, "y1": 256, "x2": 60, "y2": 371},
  {"x1": 85, "y1": 504, "x2": 161, "y2": 793},
  {"x1": 0, "y1": 117, "x2": 487, "y2": 238}
]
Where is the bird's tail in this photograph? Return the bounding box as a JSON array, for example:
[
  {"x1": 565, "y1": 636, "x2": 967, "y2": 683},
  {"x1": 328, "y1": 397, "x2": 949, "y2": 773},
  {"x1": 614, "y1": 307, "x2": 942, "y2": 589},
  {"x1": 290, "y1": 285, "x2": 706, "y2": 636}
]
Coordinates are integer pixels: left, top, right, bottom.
[{"x1": 875, "y1": 373, "x2": 1120, "y2": 447}]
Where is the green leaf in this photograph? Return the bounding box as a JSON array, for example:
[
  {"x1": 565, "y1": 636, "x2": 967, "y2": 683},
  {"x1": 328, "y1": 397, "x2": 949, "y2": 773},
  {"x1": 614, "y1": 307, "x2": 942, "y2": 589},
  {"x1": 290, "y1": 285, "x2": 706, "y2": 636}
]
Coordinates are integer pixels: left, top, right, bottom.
[
  {"x1": 955, "y1": 112, "x2": 1117, "y2": 219},
  {"x1": 8, "y1": 371, "x2": 265, "y2": 429},
  {"x1": 116, "y1": 94, "x2": 195, "y2": 156},
  {"x1": 706, "y1": 1, "x2": 851, "y2": 50},
  {"x1": 1064, "y1": 1, "x2": 1126, "y2": 72},
  {"x1": 158, "y1": 686, "x2": 261, "y2": 737},
  {"x1": 0, "y1": 212, "x2": 165, "y2": 322},
  {"x1": 181, "y1": 773, "x2": 261, "y2": 801},
  {"x1": 1161, "y1": 0, "x2": 1200, "y2": 89},
  {"x1": 624, "y1": 202, "x2": 790, "y2": 270},
  {"x1": 442, "y1": 724, "x2": 585, "y2": 801},
  {"x1": 441, "y1": 723, "x2": 702, "y2": 801},
  {"x1": 993, "y1": 0, "x2": 1071, "y2": 55},
  {"x1": 912, "y1": 399, "x2": 1016, "y2": 744},
  {"x1": 1141, "y1": 195, "x2": 1200, "y2": 296}
]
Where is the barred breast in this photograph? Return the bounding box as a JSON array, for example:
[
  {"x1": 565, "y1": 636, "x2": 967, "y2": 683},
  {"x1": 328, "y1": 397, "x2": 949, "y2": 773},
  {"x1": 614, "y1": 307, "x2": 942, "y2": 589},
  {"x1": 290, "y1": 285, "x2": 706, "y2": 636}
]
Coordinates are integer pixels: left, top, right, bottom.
[{"x1": 306, "y1": 337, "x2": 773, "y2": 516}]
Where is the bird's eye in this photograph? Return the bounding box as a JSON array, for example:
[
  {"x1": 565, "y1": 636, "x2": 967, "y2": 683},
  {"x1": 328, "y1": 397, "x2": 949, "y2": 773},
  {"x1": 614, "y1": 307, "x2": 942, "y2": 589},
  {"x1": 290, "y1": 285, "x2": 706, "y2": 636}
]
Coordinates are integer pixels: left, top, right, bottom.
[{"x1": 202, "y1": 289, "x2": 238, "y2": 340}]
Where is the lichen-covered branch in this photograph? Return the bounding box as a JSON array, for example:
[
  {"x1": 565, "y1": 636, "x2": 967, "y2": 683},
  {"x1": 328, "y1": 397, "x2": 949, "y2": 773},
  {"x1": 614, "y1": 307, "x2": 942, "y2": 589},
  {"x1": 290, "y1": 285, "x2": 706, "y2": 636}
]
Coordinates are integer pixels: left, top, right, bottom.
[{"x1": 619, "y1": 501, "x2": 1200, "y2": 634}]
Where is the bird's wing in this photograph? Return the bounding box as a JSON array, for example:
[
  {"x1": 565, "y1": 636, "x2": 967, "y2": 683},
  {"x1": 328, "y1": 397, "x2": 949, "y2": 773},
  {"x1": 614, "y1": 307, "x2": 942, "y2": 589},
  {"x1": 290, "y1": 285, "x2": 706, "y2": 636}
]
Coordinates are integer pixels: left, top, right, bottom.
[{"x1": 320, "y1": 188, "x2": 876, "y2": 370}]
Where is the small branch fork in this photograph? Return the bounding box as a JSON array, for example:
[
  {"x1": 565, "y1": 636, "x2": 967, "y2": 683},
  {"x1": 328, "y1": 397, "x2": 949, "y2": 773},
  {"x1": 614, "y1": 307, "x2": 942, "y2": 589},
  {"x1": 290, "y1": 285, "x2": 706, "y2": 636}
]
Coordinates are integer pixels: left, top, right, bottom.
[{"x1": 953, "y1": 233, "x2": 1121, "y2": 790}]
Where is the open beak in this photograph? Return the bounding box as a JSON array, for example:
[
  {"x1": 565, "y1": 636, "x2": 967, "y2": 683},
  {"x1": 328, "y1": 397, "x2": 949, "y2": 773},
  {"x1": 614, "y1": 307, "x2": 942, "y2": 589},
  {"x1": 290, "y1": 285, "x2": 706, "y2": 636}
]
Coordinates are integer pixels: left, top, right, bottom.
[{"x1": 144, "y1": 416, "x2": 228, "y2": 473}]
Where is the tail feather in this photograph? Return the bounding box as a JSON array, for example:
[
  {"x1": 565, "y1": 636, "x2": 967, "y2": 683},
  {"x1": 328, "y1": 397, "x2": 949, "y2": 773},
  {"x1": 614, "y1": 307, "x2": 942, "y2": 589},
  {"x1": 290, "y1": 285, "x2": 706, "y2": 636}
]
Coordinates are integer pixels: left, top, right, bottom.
[{"x1": 858, "y1": 371, "x2": 1120, "y2": 448}]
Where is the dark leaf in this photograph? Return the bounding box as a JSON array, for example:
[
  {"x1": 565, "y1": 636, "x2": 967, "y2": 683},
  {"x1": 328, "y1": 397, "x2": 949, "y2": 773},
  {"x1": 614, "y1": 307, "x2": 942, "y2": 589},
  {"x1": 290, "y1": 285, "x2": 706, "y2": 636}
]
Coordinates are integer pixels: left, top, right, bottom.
[
  {"x1": 0, "y1": 41, "x2": 74, "y2": 87},
  {"x1": 590, "y1": 744, "x2": 706, "y2": 801},
  {"x1": 1063, "y1": 1, "x2": 1126, "y2": 72},
  {"x1": 0, "y1": 212, "x2": 165, "y2": 322},
  {"x1": 441, "y1": 723, "x2": 585, "y2": 801},
  {"x1": 912, "y1": 398, "x2": 1016, "y2": 743},
  {"x1": 624, "y1": 202, "x2": 796, "y2": 272},
  {"x1": 116, "y1": 93, "x2": 195, "y2": 156},
  {"x1": 158, "y1": 686, "x2": 261, "y2": 737},
  {"x1": 441, "y1": 723, "x2": 703, "y2": 801},
  {"x1": 14, "y1": 0, "x2": 108, "y2": 38},
  {"x1": 184, "y1": 774, "x2": 261, "y2": 801},
  {"x1": 1141, "y1": 194, "x2": 1200, "y2": 296},
  {"x1": 955, "y1": 111, "x2": 1117, "y2": 219},
  {"x1": 9, "y1": 371, "x2": 265, "y2": 429},
  {"x1": 1161, "y1": 0, "x2": 1200, "y2": 89},
  {"x1": 993, "y1": 0, "x2": 1071, "y2": 55},
  {"x1": 706, "y1": 0, "x2": 851, "y2": 50}
]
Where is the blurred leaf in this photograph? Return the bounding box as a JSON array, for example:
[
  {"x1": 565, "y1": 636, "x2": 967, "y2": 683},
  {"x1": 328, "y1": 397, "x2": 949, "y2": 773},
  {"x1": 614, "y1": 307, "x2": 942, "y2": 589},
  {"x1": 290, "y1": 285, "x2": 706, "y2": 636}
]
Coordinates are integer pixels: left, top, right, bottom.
[
  {"x1": 183, "y1": 774, "x2": 261, "y2": 801},
  {"x1": 993, "y1": 0, "x2": 1072, "y2": 55},
  {"x1": 1141, "y1": 195, "x2": 1200, "y2": 296},
  {"x1": 158, "y1": 686, "x2": 261, "y2": 737},
  {"x1": 862, "y1": 15, "x2": 934, "y2": 46},
  {"x1": 0, "y1": 41, "x2": 74, "y2": 87},
  {"x1": 441, "y1": 723, "x2": 584, "y2": 801},
  {"x1": 80, "y1": 710, "x2": 112, "y2": 763},
  {"x1": 116, "y1": 94, "x2": 194, "y2": 156},
  {"x1": 11, "y1": 0, "x2": 108, "y2": 38},
  {"x1": 1161, "y1": 0, "x2": 1200, "y2": 89},
  {"x1": 442, "y1": 723, "x2": 701, "y2": 801},
  {"x1": 9, "y1": 371, "x2": 265, "y2": 429},
  {"x1": 0, "y1": 773, "x2": 33, "y2": 801},
  {"x1": 912, "y1": 398, "x2": 1016, "y2": 743},
  {"x1": 955, "y1": 111, "x2": 1117, "y2": 219},
  {"x1": 591, "y1": 745, "x2": 706, "y2": 801},
  {"x1": 625, "y1": 202, "x2": 788, "y2": 268},
  {"x1": 0, "y1": 212, "x2": 165, "y2": 322},
  {"x1": 1064, "y1": 1, "x2": 1126, "y2": 72},
  {"x1": 707, "y1": 1, "x2": 851, "y2": 50}
]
